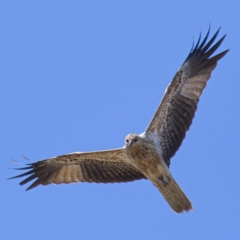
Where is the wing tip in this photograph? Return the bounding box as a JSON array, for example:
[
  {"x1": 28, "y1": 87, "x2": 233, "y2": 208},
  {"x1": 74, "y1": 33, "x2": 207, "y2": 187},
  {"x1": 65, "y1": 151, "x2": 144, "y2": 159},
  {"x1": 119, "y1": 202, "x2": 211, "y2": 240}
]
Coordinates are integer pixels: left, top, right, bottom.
[{"x1": 184, "y1": 26, "x2": 228, "y2": 64}]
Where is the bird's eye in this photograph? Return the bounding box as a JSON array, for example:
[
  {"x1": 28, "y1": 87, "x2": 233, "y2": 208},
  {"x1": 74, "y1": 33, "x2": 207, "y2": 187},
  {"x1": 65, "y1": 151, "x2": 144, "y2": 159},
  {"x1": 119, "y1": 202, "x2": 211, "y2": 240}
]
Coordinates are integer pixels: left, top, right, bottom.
[{"x1": 126, "y1": 139, "x2": 129, "y2": 143}]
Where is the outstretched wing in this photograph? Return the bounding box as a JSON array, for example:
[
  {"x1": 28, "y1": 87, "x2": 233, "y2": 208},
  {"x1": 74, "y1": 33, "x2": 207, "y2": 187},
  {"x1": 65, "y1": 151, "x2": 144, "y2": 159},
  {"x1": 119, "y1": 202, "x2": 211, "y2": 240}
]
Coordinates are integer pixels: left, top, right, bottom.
[
  {"x1": 145, "y1": 28, "x2": 229, "y2": 167},
  {"x1": 10, "y1": 148, "x2": 146, "y2": 190}
]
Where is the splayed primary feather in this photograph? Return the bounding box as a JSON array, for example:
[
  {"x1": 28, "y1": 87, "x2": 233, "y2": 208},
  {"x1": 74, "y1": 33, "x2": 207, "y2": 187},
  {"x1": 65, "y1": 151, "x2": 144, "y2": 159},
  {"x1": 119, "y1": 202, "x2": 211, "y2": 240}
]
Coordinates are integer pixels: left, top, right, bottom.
[{"x1": 10, "y1": 28, "x2": 228, "y2": 213}]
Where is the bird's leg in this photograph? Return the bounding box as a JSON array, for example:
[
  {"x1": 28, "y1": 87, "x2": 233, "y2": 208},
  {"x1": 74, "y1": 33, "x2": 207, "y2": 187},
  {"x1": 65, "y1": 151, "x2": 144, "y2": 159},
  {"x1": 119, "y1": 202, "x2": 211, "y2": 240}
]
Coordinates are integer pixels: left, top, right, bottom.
[{"x1": 157, "y1": 175, "x2": 169, "y2": 187}]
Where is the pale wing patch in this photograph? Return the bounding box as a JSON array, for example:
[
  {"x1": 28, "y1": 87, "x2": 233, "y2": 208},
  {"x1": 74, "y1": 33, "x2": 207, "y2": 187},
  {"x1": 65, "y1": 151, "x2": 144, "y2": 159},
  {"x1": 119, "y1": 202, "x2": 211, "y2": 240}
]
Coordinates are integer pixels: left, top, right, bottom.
[
  {"x1": 180, "y1": 73, "x2": 210, "y2": 99},
  {"x1": 54, "y1": 167, "x2": 65, "y2": 184},
  {"x1": 71, "y1": 164, "x2": 81, "y2": 182}
]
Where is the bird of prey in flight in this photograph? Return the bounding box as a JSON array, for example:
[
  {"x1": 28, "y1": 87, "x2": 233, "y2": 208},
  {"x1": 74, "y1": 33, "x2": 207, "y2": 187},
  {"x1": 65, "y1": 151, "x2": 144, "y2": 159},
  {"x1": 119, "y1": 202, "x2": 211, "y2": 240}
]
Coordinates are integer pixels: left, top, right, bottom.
[{"x1": 10, "y1": 28, "x2": 228, "y2": 213}]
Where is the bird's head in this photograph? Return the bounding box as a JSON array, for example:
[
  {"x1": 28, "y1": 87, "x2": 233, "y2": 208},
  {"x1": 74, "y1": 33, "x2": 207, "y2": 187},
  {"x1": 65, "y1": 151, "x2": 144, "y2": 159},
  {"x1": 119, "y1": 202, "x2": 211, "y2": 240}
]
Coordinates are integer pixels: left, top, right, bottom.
[{"x1": 125, "y1": 134, "x2": 141, "y2": 148}]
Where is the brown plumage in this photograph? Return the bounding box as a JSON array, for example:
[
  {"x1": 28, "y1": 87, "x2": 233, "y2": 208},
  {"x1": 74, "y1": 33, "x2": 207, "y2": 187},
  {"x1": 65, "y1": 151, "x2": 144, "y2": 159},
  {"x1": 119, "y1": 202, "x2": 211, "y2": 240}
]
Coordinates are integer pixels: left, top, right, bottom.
[
  {"x1": 124, "y1": 134, "x2": 192, "y2": 213},
  {"x1": 10, "y1": 28, "x2": 228, "y2": 213}
]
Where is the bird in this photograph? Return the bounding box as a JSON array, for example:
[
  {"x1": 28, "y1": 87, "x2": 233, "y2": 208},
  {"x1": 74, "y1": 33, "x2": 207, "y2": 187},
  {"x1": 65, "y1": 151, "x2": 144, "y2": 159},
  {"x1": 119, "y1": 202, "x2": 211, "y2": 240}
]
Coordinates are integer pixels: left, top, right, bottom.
[{"x1": 10, "y1": 27, "x2": 228, "y2": 213}]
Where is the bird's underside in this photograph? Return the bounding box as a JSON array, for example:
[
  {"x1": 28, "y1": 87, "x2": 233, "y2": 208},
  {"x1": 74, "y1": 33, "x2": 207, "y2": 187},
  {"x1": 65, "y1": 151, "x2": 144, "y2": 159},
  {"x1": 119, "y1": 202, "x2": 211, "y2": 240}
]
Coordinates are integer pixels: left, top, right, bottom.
[{"x1": 10, "y1": 27, "x2": 228, "y2": 213}]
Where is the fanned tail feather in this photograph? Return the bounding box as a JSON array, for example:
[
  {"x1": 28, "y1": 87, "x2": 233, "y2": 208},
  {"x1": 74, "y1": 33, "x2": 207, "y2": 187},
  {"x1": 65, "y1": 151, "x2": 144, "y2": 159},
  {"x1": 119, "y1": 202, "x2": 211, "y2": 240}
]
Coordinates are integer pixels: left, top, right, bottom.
[{"x1": 155, "y1": 177, "x2": 192, "y2": 213}]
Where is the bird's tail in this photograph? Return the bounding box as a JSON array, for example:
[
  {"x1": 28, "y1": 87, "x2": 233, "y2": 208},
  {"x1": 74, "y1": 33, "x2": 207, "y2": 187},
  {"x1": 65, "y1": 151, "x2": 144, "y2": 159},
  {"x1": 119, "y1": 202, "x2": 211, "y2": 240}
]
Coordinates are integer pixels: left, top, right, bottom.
[{"x1": 154, "y1": 176, "x2": 193, "y2": 213}]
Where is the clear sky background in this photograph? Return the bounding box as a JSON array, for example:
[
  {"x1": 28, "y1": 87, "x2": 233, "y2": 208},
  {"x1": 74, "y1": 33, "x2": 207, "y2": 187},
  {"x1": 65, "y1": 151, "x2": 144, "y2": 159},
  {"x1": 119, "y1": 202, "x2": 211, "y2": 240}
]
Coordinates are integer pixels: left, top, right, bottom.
[{"x1": 1, "y1": 1, "x2": 239, "y2": 240}]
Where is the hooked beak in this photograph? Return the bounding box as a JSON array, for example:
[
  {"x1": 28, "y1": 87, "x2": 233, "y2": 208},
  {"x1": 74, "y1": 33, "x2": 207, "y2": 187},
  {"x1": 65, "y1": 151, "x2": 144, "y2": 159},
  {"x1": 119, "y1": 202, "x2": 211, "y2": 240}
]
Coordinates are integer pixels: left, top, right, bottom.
[{"x1": 129, "y1": 140, "x2": 134, "y2": 148}]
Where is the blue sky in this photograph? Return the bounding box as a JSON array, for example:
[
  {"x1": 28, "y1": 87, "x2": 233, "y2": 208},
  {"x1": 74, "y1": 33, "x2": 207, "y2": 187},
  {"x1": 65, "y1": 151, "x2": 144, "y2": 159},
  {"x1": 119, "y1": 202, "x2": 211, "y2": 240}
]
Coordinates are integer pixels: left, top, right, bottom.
[{"x1": 1, "y1": 1, "x2": 240, "y2": 240}]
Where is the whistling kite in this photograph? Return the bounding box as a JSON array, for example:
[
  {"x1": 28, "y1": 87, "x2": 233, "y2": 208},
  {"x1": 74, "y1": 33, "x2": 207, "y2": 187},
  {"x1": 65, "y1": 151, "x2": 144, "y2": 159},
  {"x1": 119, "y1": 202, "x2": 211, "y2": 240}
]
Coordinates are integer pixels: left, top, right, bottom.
[{"x1": 10, "y1": 28, "x2": 228, "y2": 213}]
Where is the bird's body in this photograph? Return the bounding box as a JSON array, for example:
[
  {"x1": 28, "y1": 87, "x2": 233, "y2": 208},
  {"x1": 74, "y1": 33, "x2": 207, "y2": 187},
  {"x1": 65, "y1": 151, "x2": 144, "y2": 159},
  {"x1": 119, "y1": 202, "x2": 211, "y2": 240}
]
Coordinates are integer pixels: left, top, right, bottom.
[
  {"x1": 124, "y1": 134, "x2": 166, "y2": 181},
  {"x1": 10, "y1": 28, "x2": 229, "y2": 213},
  {"x1": 124, "y1": 133, "x2": 192, "y2": 212}
]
